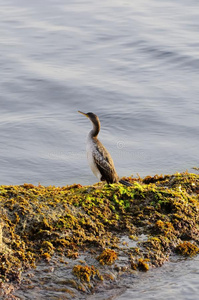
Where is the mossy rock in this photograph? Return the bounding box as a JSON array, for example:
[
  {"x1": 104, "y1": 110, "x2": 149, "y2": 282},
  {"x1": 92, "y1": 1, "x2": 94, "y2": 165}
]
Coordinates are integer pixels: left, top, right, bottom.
[{"x1": 0, "y1": 171, "x2": 198, "y2": 289}]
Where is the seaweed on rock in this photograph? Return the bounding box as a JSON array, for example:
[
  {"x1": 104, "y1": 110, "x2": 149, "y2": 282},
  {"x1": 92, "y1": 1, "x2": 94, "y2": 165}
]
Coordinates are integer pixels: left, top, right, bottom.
[{"x1": 0, "y1": 172, "x2": 198, "y2": 296}]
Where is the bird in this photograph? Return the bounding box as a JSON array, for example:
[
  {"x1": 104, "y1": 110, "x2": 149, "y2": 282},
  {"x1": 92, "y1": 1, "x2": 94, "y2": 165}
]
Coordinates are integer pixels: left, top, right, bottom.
[{"x1": 78, "y1": 111, "x2": 131, "y2": 186}]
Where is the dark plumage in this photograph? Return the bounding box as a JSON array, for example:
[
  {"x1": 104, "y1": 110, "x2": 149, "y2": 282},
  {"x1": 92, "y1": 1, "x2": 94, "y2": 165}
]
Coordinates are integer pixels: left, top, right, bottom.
[{"x1": 78, "y1": 111, "x2": 131, "y2": 186}]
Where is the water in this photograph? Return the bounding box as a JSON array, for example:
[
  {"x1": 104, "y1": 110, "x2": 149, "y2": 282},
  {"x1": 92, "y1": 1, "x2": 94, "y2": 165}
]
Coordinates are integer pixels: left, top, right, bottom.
[
  {"x1": 117, "y1": 257, "x2": 199, "y2": 300},
  {"x1": 0, "y1": 0, "x2": 199, "y2": 298},
  {"x1": 12, "y1": 256, "x2": 199, "y2": 300}
]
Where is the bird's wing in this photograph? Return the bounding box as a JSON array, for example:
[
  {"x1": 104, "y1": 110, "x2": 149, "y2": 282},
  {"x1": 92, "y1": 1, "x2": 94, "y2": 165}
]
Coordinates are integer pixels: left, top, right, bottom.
[{"x1": 93, "y1": 142, "x2": 118, "y2": 183}]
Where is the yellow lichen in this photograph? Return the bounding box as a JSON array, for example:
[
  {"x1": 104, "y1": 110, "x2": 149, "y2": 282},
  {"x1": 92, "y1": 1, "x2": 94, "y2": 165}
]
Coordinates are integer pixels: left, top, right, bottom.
[
  {"x1": 137, "y1": 258, "x2": 150, "y2": 271},
  {"x1": 175, "y1": 242, "x2": 199, "y2": 257},
  {"x1": 97, "y1": 248, "x2": 118, "y2": 265},
  {"x1": 73, "y1": 265, "x2": 99, "y2": 282},
  {"x1": 130, "y1": 258, "x2": 150, "y2": 272}
]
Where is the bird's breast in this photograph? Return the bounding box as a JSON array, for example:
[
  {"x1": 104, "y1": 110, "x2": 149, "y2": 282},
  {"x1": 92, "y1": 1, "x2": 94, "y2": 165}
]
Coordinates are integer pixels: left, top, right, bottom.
[{"x1": 86, "y1": 138, "x2": 101, "y2": 180}]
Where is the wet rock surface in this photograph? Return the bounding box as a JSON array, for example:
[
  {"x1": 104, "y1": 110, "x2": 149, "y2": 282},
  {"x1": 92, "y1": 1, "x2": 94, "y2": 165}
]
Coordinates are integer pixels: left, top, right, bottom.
[{"x1": 0, "y1": 172, "x2": 198, "y2": 299}]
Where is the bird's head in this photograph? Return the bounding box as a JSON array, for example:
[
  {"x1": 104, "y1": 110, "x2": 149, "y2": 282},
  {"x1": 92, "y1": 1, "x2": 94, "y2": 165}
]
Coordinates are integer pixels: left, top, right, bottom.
[{"x1": 78, "y1": 111, "x2": 100, "y2": 126}]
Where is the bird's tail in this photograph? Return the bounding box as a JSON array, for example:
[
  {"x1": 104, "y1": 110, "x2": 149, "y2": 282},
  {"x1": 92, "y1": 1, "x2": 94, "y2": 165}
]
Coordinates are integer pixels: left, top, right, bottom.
[{"x1": 119, "y1": 179, "x2": 132, "y2": 187}]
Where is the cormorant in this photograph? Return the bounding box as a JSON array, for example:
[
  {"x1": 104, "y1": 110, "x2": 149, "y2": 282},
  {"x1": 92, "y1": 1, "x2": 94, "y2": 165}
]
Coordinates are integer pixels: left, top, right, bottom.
[{"x1": 78, "y1": 111, "x2": 131, "y2": 186}]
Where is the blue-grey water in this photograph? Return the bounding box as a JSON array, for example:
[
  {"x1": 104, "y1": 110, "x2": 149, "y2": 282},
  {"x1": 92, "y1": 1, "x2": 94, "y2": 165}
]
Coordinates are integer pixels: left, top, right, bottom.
[
  {"x1": 117, "y1": 256, "x2": 199, "y2": 300},
  {"x1": 0, "y1": 0, "x2": 198, "y2": 299}
]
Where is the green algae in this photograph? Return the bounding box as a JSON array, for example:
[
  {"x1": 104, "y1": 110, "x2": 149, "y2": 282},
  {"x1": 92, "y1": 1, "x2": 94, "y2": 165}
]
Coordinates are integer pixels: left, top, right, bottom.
[{"x1": 0, "y1": 172, "x2": 198, "y2": 289}]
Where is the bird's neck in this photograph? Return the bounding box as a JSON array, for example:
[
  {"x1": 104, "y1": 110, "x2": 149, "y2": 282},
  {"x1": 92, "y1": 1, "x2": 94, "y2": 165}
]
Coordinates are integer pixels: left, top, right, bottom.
[{"x1": 89, "y1": 119, "x2": 100, "y2": 138}]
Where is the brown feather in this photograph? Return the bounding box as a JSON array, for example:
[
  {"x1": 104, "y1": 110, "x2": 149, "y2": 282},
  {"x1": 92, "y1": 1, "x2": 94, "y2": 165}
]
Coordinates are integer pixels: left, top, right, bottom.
[{"x1": 92, "y1": 138, "x2": 119, "y2": 183}]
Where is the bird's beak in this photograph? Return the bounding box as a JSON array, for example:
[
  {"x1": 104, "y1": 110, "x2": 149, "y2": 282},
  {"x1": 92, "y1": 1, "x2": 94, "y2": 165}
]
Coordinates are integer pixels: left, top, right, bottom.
[{"x1": 78, "y1": 111, "x2": 88, "y2": 118}]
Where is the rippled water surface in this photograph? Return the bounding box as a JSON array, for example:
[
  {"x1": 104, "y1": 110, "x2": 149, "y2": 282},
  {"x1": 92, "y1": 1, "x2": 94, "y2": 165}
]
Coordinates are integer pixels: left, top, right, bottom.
[
  {"x1": 0, "y1": 0, "x2": 199, "y2": 299},
  {"x1": 117, "y1": 257, "x2": 199, "y2": 300}
]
